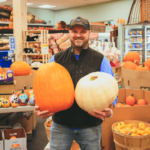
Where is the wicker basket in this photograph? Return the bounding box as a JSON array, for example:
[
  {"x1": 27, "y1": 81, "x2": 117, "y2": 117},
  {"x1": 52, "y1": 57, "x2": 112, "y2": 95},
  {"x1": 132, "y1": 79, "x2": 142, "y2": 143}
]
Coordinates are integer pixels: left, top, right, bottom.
[
  {"x1": 44, "y1": 119, "x2": 80, "y2": 150},
  {"x1": 112, "y1": 120, "x2": 150, "y2": 150}
]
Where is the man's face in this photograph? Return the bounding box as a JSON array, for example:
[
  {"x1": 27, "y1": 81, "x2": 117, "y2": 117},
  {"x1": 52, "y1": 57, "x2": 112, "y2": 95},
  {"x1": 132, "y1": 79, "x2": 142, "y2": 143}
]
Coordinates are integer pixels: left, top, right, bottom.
[{"x1": 69, "y1": 25, "x2": 91, "y2": 49}]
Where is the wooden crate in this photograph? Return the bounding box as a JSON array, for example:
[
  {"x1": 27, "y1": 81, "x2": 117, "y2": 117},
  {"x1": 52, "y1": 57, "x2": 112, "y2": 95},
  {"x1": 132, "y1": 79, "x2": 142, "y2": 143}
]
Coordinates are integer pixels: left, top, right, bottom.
[{"x1": 112, "y1": 120, "x2": 150, "y2": 150}]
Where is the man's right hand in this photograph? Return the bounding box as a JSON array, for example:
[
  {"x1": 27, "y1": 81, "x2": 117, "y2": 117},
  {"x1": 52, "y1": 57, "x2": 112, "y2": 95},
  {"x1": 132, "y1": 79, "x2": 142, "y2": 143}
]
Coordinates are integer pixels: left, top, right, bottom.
[{"x1": 34, "y1": 106, "x2": 55, "y2": 119}]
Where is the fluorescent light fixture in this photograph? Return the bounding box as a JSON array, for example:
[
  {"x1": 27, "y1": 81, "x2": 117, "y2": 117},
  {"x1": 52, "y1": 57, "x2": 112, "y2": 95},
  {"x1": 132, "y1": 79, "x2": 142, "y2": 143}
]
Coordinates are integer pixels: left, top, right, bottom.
[
  {"x1": 0, "y1": 0, "x2": 6, "y2": 2},
  {"x1": 27, "y1": 3, "x2": 33, "y2": 5},
  {"x1": 38, "y1": 5, "x2": 55, "y2": 8}
]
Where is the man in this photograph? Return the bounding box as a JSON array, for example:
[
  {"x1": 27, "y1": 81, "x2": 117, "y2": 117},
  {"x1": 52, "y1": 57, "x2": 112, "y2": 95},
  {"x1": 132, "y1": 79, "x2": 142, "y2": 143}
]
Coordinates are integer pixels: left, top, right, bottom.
[{"x1": 34, "y1": 17, "x2": 117, "y2": 150}]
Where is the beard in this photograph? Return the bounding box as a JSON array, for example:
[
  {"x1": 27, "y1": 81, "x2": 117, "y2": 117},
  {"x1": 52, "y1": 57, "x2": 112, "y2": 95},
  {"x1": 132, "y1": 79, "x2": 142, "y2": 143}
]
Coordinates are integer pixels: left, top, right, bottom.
[{"x1": 70, "y1": 37, "x2": 89, "y2": 49}]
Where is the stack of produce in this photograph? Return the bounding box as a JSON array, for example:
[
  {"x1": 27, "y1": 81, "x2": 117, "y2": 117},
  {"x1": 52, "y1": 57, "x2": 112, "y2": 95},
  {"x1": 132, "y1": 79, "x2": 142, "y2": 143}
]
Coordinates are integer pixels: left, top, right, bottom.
[
  {"x1": 123, "y1": 51, "x2": 150, "y2": 71},
  {"x1": 116, "y1": 93, "x2": 148, "y2": 107},
  {"x1": 113, "y1": 121, "x2": 150, "y2": 136}
]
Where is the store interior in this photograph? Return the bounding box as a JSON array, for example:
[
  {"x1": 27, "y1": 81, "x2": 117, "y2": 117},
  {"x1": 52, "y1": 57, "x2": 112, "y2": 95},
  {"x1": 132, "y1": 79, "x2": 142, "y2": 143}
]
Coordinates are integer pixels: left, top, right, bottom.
[{"x1": 1, "y1": 0, "x2": 150, "y2": 150}]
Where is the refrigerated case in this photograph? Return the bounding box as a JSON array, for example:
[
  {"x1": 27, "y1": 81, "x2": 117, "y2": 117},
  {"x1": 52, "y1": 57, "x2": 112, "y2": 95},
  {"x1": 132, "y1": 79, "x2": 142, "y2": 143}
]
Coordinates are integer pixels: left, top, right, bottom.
[{"x1": 123, "y1": 23, "x2": 150, "y2": 63}]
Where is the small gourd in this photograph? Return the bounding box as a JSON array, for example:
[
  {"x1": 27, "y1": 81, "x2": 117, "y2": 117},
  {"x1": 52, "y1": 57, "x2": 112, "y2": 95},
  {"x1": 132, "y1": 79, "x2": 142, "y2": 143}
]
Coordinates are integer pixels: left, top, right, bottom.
[
  {"x1": 29, "y1": 93, "x2": 35, "y2": 106},
  {"x1": 9, "y1": 92, "x2": 18, "y2": 105},
  {"x1": 2, "y1": 97, "x2": 10, "y2": 108},
  {"x1": 18, "y1": 89, "x2": 28, "y2": 106}
]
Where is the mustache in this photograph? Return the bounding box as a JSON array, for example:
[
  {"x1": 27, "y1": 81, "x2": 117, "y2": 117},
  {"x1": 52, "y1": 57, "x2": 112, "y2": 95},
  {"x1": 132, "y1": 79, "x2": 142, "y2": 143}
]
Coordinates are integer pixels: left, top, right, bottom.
[{"x1": 73, "y1": 38, "x2": 84, "y2": 40}]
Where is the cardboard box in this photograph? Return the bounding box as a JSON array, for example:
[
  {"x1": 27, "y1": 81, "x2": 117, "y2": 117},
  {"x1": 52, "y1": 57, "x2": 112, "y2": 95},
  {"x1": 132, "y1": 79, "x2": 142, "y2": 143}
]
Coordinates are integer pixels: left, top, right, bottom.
[
  {"x1": 101, "y1": 88, "x2": 150, "y2": 150},
  {"x1": 112, "y1": 66, "x2": 121, "y2": 82},
  {"x1": 14, "y1": 69, "x2": 37, "y2": 91},
  {"x1": 121, "y1": 67, "x2": 150, "y2": 89},
  {"x1": 3, "y1": 128, "x2": 26, "y2": 150},
  {"x1": 0, "y1": 84, "x2": 15, "y2": 94},
  {"x1": 0, "y1": 130, "x2": 4, "y2": 150}
]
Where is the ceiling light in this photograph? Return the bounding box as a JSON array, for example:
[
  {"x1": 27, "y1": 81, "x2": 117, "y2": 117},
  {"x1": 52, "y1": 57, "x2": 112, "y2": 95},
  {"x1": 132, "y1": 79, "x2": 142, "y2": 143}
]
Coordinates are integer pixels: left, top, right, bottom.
[
  {"x1": 0, "y1": 0, "x2": 6, "y2": 2},
  {"x1": 38, "y1": 5, "x2": 55, "y2": 8},
  {"x1": 27, "y1": 3, "x2": 33, "y2": 5}
]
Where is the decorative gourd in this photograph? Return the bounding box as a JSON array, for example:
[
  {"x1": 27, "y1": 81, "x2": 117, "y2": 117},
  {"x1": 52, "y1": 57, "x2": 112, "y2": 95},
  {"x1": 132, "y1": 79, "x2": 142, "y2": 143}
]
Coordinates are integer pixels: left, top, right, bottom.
[
  {"x1": 135, "y1": 63, "x2": 149, "y2": 71},
  {"x1": 10, "y1": 61, "x2": 31, "y2": 76},
  {"x1": 18, "y1": 89, "x2": 28, "y2": 106},
  {"x1": 33, "y1": 62, "x2": 75, "y2": 113},
  {"x1": 9, "y1": 22, "x2": 13, "y2": 27},
  {"x1": 75, "y1": 72, "x2": 118, "y2": 112},
  {"x1": 137, "y1": 98, "x2": 146, "y2": 105},
  {"x1": 124, "y1": 51, "x2": 141, "y2": 65},
  {"x1": 145, "y1": 58, "x2": 150, "y2": 69},
  {"x1": 0, "y1": 97, "x2": 4, "y2": 107},
  {"x1": 122, "y1": 61, "x2": 137, "y2": 70},
  {"x1": 16, "y1": 89, "x2": 21, "y2": 96},
  {"x1": 126, "y1": 94, "x2": 135, "y2": 106},
  {"x1": 24, "y1": 85, "x2": 29, "y2": 98},
  {"x1": 0, "y1": 66, "x2": 3, "y2": 73},
  {"x1": 9, "y1": 92, "x2": 18, "y2": 107},
  {"x1": 29, "y1": 93, "x2": 35, "y2": 106},
  {"x1": 2, "y1": 98, "x2": 10, "y2": 108}
]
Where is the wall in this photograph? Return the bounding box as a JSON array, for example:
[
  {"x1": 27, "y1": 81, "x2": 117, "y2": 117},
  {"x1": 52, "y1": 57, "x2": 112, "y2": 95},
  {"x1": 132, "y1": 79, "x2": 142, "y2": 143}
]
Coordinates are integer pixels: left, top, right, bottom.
[
  {"x1": 54, "y1": 0, "x2": 133, "y2": 25},
  {"x1": 27, "y1": 7, "x2": 55, "y2": 25}
]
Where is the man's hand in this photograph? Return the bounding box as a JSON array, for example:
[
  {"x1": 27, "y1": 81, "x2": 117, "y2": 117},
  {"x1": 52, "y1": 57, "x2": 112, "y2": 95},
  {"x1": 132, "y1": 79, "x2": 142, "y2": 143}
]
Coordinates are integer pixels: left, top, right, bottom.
[
  {"x1": 34, "y1": 106, "x2": 55, "y2": 119},
  {"x1": 88, "y1": 108, "x2": 112, "y2": 120}
]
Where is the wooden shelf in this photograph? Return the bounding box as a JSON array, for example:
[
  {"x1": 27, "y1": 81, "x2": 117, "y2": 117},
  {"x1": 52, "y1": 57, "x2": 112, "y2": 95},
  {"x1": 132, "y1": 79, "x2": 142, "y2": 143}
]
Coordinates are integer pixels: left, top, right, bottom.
[
  {"x1": 32, "y1": 59, "x2": 49, "y2": 62},
  {"x1": 22, "y1": 53, "x2": 48, "y2": 55},
  {"x1": 22, "y1": 41, "x2": 41, "y2": 43},
  {"x1": 23, "y1": 30, "x2": 42, "y2": 34}
]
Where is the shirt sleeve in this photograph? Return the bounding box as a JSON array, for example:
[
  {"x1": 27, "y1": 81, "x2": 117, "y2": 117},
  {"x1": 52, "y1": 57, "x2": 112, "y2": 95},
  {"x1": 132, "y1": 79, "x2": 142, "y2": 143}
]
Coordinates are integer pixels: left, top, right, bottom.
[
  {"x1": 100, "y1": 56, "x2": 118, "y2": 107},
  {"x1": 49, "y1": 55, "x2": 55, "y2": 62}
]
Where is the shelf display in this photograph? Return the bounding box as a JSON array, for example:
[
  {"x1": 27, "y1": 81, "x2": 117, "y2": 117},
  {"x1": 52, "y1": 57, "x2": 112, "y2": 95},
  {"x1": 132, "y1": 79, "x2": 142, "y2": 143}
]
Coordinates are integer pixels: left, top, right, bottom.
[
  {"x1": 123, "y1": 23, "x2": 150, "y2": 62},
  {"x1": 124, "y1": 25, "x2": 143, "y2": 63}
]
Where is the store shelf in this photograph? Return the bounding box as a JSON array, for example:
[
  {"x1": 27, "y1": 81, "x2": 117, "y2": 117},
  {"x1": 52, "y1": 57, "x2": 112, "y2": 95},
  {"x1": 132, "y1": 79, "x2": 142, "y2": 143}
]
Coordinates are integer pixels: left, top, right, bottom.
[
  {"x1": 128, "y1": 42, "x2": 142, "y2": 43},
  {"x1": 48, "y1": 30, "x2": 69, "y2": 33},
  {"x1": 32, "y1": 59, "x2": 49, "y2": 62},
  {"x1": 22, "y1": 41, "x2": 41, "y2": 43},
  {"x1": 0, "y1": 29, "x2": 13, "y2": 34},
  {"x1": 22, "y1": 53, "x2": 48, "y2": 55},
  {"x1": 129, "y1": 48, "x2": 142, "y2": 51},
  {"x1": 146, "y1": 49, "x2": 150, "y2": 50},
  {"x1": 0, "y1": 105, "x2": 34, "y2": 114},
  {"x1": 126, "y1": 35, "x2": 142, "y2": 37},
  {"x1": 146, "y1": 56, "x2": 150, "y2": 57}
]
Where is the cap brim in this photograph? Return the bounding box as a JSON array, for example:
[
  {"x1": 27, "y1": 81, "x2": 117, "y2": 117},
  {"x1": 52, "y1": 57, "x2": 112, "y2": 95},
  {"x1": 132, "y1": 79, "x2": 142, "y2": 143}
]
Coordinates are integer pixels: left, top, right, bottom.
[{"x1": 69, "y1": 24, "x2": 90, "y2": 30}]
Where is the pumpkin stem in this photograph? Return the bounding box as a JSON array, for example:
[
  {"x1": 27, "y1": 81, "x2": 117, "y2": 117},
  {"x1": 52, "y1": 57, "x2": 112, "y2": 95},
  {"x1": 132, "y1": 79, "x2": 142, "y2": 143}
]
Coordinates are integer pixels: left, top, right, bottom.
[
  {"x1": 142, "y1": 63, "x2": 145, "y2": 67},
  {"x1": 24, "y1": 85, "x2": 27, "y2": 90},
  {"x1": 22, "y1": 89, "x2": 24, "y2": 93},
  {"x1": 131, "y1": 93, "x2": 134, "y2": 97},
  {"x1": 90, "y1": 76, "x2": 98, "y2": 81},
  {"x1": 30, "y1": 86, "x2": 33, "y2": 89}
]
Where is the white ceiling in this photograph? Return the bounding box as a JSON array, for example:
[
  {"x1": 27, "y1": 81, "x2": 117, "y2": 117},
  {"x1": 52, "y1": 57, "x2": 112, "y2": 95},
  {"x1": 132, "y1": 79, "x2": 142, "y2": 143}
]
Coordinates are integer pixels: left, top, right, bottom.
[{"x1": 1, "y1": 0, "x2": 113, "y2": 10}]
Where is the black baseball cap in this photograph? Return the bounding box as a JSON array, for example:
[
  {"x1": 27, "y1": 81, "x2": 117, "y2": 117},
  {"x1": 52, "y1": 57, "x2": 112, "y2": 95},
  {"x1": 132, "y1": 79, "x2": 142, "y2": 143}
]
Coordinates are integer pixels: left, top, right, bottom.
[{"x1": 69, "y1": 16, "x2": 90, "y2": 30}]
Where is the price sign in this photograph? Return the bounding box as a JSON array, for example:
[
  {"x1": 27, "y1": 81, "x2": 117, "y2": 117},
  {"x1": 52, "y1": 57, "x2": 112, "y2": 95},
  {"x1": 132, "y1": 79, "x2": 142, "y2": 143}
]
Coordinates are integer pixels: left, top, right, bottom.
[{"x1": 41, "y1": 44, "x2": 48, "y2": 54}]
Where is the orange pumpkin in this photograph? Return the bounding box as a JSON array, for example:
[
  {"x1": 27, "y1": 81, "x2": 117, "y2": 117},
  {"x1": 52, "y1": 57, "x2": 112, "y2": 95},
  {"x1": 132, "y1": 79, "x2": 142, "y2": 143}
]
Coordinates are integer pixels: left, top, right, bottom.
[
  {"x1": 10, "y1": 16, "x2": 13, "y2": 21},
  {"x1": 124, "y1": 52, "x2": 141, "y2": 65},
  {"x1": 123, "y1": 104, "x2": 131, "y2": 107},
  {"x1": 10, "y1": 136, "x2": 16, "y2": 139},
  {"x1": 10, "y1": 61, "x2": 31, "y2": 76},
  {"x1": 137, "y1": 98, "x2": 146, "y2": 105},
  {"x1": 145, "y1": 58, "x2": 150, "y2": 69},
  {"x1": 115, "y1": 102, "x2": 124, "y2": 107},
  {"x1": 9, "y1": 22, "x2": 13, "y2": 27},
  {"x1": 24, "y1": 85, "x2": 30, "y2": 97},
  {"x1": 133, "y1": 104, "x2": 138, "y2": 106},
  {"x1": 122, "y1": 61, "x2": 137, "y2": 70},
  {"x1": 0, "y1": 66, "x2": 3, "y2": 73},
  {"x1": 33, "y1": 62, "x2": 75, "y2": 113},
  {"x1": 135, "y1": 63, "x2": 149, "y2": 71},
  {"x1": 126, "y1": 94, "x2": 135, "y2": 106}
]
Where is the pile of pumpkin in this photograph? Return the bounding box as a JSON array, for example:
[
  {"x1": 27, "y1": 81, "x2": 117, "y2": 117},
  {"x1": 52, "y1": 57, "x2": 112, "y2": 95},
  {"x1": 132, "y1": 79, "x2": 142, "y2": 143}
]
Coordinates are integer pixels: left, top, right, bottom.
[
  {"x1": 0, "y1": 86, "x2": 35, "y2": 108},
  {"x1": 113, "y1": 121, "x2": 150, "y2": 136},
  {"x1": 122, "y1": 51, "x2": 150, "y2": 71},
  {"x1": 116, "y1": 93, "x2": 147, "y2": 107}
]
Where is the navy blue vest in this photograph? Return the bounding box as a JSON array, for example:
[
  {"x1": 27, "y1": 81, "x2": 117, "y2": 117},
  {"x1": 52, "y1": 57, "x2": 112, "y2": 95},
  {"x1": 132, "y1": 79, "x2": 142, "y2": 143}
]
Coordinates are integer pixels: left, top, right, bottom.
[{"x1": 53, "y1": 46, "x2": 104, "y2": 128}]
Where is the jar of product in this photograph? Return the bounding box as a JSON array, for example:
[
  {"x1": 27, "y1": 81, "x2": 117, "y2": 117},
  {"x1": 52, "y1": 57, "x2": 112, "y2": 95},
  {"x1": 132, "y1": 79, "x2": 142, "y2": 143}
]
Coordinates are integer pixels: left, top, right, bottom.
[
  {"x1": 133, "y1": 43, "x2": 137, "y2": 48},
  {"x1": 138, "y1": 37, "x2": 142, "y2": 42},
  {"x1": 139, "y1": 30, "x2": 142, "y2": 35},
  {"x1": 133, "y1": 31, "x2": 137, "y2": 35},
  {"x1": 134, "y1": 37, "x2": 137, "y2": 42},
  {"x1": 129, "y1": 44, "x2": 133, "y2": 48},
  {"x1": 129, "y1": 31, "x2": 132, "y2": 35},
  {"x1": 140, "y1": 43, "x2": 142, "y2": 48},
  {"x1": 136, "y1": 44, "x2": 140, "y2": 48}
]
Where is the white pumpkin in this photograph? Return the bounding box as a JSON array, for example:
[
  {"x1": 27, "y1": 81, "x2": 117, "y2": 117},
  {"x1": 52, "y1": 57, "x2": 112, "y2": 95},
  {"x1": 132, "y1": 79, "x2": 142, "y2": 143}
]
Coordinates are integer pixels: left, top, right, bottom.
[{"x1": 75, "y1": 72, "x2": 118, "y2": 112}]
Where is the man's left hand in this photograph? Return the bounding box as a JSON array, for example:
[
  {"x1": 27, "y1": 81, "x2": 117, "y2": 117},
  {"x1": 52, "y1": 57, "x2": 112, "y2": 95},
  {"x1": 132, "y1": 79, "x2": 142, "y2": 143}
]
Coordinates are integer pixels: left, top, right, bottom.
[{"x1": 88, "y1": 108, "x2": 112, "y2": 120}]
